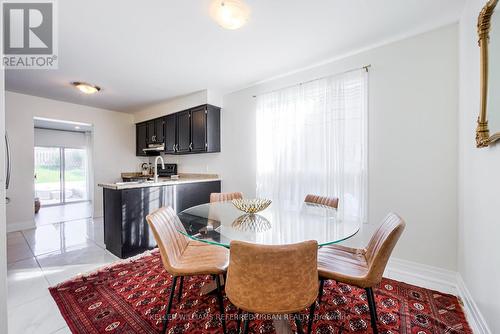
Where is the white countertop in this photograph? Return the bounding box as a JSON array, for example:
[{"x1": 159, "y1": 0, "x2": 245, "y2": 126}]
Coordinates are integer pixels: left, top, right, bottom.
[{"x1": 98, "y1": 175, "x2": 221, "y2": 190}]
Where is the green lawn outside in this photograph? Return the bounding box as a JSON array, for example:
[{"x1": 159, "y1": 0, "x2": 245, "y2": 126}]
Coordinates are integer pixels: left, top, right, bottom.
[{"x1": 35, "y1": 167, "x2": 85, "y2": 183}]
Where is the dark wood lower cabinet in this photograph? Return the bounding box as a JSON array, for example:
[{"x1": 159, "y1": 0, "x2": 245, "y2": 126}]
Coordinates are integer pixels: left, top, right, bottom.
[{"x1": 103, "y1": 181, "x2": 221, "y2": 258}]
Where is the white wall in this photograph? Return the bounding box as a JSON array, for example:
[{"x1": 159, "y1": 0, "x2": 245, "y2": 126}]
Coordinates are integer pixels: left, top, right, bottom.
[
  {"x1": 458, "y1": 0, "x2": 500, "y2": 332},
  {"x1": 145, "y1": 25, "x2": 459, "y2": 270},
  {"x1": 134, "y1": 90, "x2": 208, "y2": 123},
  {"x1": 5, "y1": 92, "x2": 143, "y2": 231},
  {"x1": 157, "y1": 87, "x2": 257, "y2": 197},
  {"x1": 133, "y1": 89, "x2": 224, "y2": 123},
  {"x1": 34, "y1": 128, "x2": 87, "y2": 148}
]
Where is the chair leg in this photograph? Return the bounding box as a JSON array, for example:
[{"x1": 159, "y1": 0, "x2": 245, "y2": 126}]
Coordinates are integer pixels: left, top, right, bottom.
[
  {"x1": 215, "y1": 275, "x2": 227, "y2": 334},
  {"x1": 318, "y1": 279, "x2": 325, "y2": 304},
  {"x1": 365, "y1": 287, "x2": 379, "y2": 334},
  {"x1": 242, "y1": 317, "x2": 250, "y2": 334},
  {"x1": 236, "y1": 309, "x2": 242, "y2": 333},
  {"x1": 307, "y1": 301, "x2": 316, "y2": 334},
  {"x1": 177, "y1": 276, "x2": 184, "y2": 303},
  {"x1": 294, "y1": 314, "x2": 304, "y2": 334},
  {"x1": 162, "y1": 276, "x2": 178, "y2": 334}
]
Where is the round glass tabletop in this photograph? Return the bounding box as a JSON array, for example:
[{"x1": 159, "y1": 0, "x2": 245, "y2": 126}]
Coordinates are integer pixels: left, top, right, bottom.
[{"x1": 177, "y1": 201, "x2": 360, "y2": 247}]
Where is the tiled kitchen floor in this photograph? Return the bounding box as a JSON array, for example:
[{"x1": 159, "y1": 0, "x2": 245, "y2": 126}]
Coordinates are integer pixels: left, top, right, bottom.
[
  {"x1": 34, "y1": 201, "x2": 93, "y2": 226},
  {"x1": 6, "y1": 217, "x2": 119, "y2": 334}
]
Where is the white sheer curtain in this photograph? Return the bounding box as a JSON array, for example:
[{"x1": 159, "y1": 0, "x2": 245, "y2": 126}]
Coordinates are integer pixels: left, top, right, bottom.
[{"x1": 256, "y1": 69, "x2": 368, "y2": 222}]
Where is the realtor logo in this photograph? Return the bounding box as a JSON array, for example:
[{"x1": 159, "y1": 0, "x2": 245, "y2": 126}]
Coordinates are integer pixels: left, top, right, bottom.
[{"x1": 2, "y1": 0, "x2": 58, "y2": 69}]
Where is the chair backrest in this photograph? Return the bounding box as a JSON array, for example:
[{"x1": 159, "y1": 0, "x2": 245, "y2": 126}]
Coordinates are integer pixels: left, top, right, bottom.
[
  {"x1": 304, "y1": 194, "x2": 339, "y2": 209},
  {"x1": 364, "y1": 212, "x2": 406, "y2": 285},
  {"x1": 146, "y1": 207, "x2": 189, "y2": 275},
  {"x1": 210, "y1": 192, "x2": 243, "y2": 203},
  {"x1": 226, "y1": 240, "x2": 319, "y2": 314}
]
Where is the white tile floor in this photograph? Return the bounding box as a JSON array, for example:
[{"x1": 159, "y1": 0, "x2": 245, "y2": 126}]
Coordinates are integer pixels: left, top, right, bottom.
[
  {"x1": 34, "y1": 202, "x2": 93, "y2": 226},
  {"x1": 6, "y1": 217, "x2": 119, "y2": 334}
]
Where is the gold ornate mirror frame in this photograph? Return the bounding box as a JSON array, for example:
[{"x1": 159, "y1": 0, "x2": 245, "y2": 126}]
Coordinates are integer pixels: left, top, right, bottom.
[{"x1": 477, "y1": 0, "x2": 500, "y2": 147}]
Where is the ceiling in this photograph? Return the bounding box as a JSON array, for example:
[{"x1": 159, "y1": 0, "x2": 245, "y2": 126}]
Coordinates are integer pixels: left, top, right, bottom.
[
  {"x1": 34, "y1": 117, "x2": 93, "y2": 132},
  {"x1": 6, "y1": 0, "x2": 465, "y2": 113}
]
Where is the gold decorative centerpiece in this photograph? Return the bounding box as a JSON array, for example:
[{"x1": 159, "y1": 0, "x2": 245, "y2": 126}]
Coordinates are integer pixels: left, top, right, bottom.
[
  {"x1": 231, "y1": 198, "x2": 271, "y2": 214},
  {"x1": 232, "y1": 214, "x2": 272, "y2": 232}
]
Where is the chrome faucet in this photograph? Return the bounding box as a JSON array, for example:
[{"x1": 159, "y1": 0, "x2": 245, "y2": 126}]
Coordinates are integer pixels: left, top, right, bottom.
[{"x1": 153, "y1": 155, "x2": 165, "y2": 183}]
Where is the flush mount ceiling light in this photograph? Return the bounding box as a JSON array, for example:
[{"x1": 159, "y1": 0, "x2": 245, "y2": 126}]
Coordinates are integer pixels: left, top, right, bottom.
[
  {"x1": 71, "y1": 82, "x2": 101, "y2": 94},
  {"x1": 209, "y1": 0, "x2": 250, "y2": 30}
]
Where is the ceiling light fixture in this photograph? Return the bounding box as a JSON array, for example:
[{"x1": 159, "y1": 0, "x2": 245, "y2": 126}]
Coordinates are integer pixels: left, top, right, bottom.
[
  {"x1": 71, "y1": 82, "x2": 101, "y2": 94},
  {"x1": 209, "y1": 0, "x2": 250, "y2": 30}
]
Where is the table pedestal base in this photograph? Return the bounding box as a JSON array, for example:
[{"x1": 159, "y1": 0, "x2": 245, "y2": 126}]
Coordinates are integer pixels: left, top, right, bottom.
[
  {"x1": 200, "y1": 274, "x2": 225, "y2": 295},
  {"x1": 200, "y1": 277, "x2": 295, "y2": 334},
  {"x1": 273, "y1": 318, "x2": 293, "y2": 333}
]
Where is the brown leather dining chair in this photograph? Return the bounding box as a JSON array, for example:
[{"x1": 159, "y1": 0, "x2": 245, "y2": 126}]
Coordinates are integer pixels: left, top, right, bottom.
[
  {"x1": 147, "y1": 207, "x2": 230, "y2": 334},
  {"x1": 225, "y1": 240, "x2": 319, "y2": 334},
  {"x1": 210, "y1": 192, "x2": 244, "y2": 203},
  {"x1": 304, "y1": 194, "x2": 339, "y2": 209},
  {"x1": 316, "y1": 213, "x2": 405, "y2": 334}
]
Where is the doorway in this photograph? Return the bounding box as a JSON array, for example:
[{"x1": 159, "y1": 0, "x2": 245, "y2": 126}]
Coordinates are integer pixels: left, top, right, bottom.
[
  {"x1": 33, "y1": 118, "x2": 93, "y2": 226},
  {"x1": 34, "y1": 147, "x2": 89, "y2": 205}
]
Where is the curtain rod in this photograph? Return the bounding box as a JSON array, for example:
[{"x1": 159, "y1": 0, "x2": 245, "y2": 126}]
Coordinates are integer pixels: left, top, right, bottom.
[{"x1": 252, "y1": 64, "x2": 371, "y2": 98}]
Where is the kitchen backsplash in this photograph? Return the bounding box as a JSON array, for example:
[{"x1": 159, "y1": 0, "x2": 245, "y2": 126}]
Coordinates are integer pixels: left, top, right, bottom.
[{"x1": 146, "y1": 153, "x2": 218, "y2": 174}]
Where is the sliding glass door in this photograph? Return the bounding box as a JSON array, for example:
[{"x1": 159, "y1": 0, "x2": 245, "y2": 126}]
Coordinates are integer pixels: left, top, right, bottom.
[
  {"x1": 34, "y1": 147, "x2": 61, "y2": 205},
  {"x1": 63, "y1": 148, "x2": 87, "y2": 202},
  {"x1": 35, "y1": 147, "x2": 89, "y2": 206}
]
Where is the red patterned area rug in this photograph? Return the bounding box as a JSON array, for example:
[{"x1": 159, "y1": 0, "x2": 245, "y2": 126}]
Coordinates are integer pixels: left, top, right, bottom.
[{"x1": 49, "y1": 250, "x2": 472, "y2": 334}]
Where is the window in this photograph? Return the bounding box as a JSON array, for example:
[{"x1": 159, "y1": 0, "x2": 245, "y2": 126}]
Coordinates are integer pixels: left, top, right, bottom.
[{"x1": 256, "y1": 69, "x2": 368, "y2": 221}]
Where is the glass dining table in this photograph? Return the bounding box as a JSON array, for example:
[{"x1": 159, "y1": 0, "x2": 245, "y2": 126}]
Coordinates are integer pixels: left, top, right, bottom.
[
  {"x1": 177, "y1": 201, "x2": 360, "y2": 333},
  {"x1": 177, "y1": 201, "x2": 360, "y2": 248}
]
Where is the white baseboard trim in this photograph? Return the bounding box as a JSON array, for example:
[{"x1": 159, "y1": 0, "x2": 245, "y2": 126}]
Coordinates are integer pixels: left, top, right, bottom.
[
  {"x1": 6, "y1": 220, "x2": 35, "y2": 232},
  {"x1": 385, "y1": 257, "x2": 491, "y2": 334},
  {"x1": 386, "y1": 258, "x2": 458, "y2": 294},
  {"x1": 456, "y1": 275, "x2": 492, "y2": 334}
]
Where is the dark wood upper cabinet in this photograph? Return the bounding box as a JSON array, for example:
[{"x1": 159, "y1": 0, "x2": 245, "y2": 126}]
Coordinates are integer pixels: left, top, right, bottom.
[
  {"x1": 191, "y1": 106, "x2": 207, "y2": 152},
  {"x1": 146, "y1": 120, "x2": 155, "y2": 143},
  {"x1": 136, "y1": 123, "x2": 148, "y2": 156},
  {"x1": 176, "y1": 110, "x2": 191, "y2": 153},
  {"x1": 205, "y1": 104, "x2": 221, "y2": 153},
  {"x1": 154, "y1": 118, "x2": 165, "y2": 143},
  {"x1": 135, "y1": 104, "x2": 220, "y2": 156},
  {"x1": 164, "y1": 114, "x2": 176, "y2": 153},
  {"x1": 190, "y1": 105, "x2": 221, "y2": 153},
  {"x1": 145, "y1": 118, "x2": 165, "y2": 144}
]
